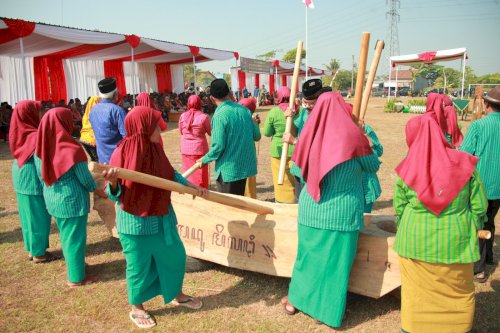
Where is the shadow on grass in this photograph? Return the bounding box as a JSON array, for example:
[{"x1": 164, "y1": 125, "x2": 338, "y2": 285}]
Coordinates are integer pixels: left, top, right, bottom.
[
  {"x1": 373, "y1": 199, "x2": 394, "y2": 211},
  {"x1": 474, "y1": 280, "x2": 500, "y2": 332},
  {"x1": 87, "y1": 258, "x2": 126, "y2": 283},
  {"x1": 0, "y1": 225, "x2": 23, "y2": 244},
  {"x1": 86, "y1": 237, "x2": 122, "y2": 256}
]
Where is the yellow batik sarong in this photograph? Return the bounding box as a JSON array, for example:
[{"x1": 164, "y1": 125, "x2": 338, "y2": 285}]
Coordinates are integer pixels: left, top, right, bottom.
[
  {"x1": 399, "y1": 257, "x2": 475, "y2": 333},
  {"x1": 270, "y1": 157, "x2": 295, "y2": 204}
]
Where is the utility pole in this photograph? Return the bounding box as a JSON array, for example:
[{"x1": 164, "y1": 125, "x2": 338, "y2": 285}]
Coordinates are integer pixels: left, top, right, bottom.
[
  {"x1": 351, "y1": 54, "x2": 354, "y2": 92},
  {"x1": 385, "y1": 0, "x2": 400, "y2": 78}
]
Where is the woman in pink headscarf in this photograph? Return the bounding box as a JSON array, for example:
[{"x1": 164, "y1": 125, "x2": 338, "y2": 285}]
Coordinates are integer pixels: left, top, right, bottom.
[
  {"x1": 179, "y1": 95, "x2": 211, "y2": 188},
  {"x1": 137, "y1": 92, "x2": 168, "y2": 133},
  {"x1": 425, "y1": 93, "x2": 463, "y2": 147},
  {"x1": 262, "y1": 87, "x2": 297, "y2": 203},
  {"x1": 393, "y1": 115, "x2": 486, "y2": 332},
  {"x1": 443, "y1": 95, "x2": 464, "y2": 147}
]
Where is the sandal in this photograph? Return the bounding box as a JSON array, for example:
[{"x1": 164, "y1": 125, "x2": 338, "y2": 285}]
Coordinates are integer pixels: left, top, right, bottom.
[
  {"x1": 67, "y1": 275, "x2": 97, "y2": 288},
  {"x1": 33, "y1": 251, "x2": 62, "y2": 264},
  {"x1": 129, "y1": 311, "x2": 156, "y2": 329},
  {"x1": 172, "y1": 297, "x2": 203, "y2": 310},
  {"x1": 281, "y1": 296, "x2": 297, "y2": 315},
  {"x1": 474, "y1": 272, "x2": 488, "y2": 283}
]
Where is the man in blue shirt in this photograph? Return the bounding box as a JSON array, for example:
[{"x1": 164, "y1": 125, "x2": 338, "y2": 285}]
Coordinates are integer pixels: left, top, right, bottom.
[
  {"x1": 89, "y1": 77, "x2": 126, "y2": 163},
  {"x1": 89, "y1": 77, "x2": 126, "y2": 238}
]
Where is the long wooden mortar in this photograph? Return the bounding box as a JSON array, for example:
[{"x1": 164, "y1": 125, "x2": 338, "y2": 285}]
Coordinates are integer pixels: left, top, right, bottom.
[
  {"x1": 278, "y1": 40, "x2": 303, "y2": 185},
  {"x1": 88, "y1": 162, "x2": 274, "y2": 216}
]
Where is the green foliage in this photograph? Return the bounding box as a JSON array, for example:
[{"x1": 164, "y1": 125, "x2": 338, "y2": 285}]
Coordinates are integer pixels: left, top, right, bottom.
[
  {"x1": 477, "y1": 73, "x2": 500, "y2": 84},
  {"x1": 184, "y1": 64, "x2": 195, "y2": 85},
  {"x1": 223, "y1": 73, "x2": 231, "y2": 87},
  {"x1": 384, "y1": 98, "x2": 402, "y2": 112},
  {"x1": 407, "y1": 98, "x2": 426, "y2": 106},
  {"x1": 282, "y1": 48, "x2": 306, "y2": 63},
  {"x1": 324, "y1": 58, "x2": 341, "y2": 72},
  {"x1": 256, "y1": 50, "x2": 278, "y2": 61}
]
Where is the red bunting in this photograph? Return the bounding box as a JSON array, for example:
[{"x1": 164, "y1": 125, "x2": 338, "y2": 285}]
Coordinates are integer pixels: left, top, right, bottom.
[
  {"x1": 3, "y1": 18, "x2": 35, "y2": 37},
  {"x1": 188, "y1": 46, "x2": 200, "y2": 57},
  {"x1": 125, "y1": 34, "x2": 141, "y2": 48}
]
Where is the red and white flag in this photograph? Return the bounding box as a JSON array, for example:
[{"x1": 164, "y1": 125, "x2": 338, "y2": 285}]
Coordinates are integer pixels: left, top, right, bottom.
[{"x1": 303, "y1": 0, "x2": 315, "y2": 8}]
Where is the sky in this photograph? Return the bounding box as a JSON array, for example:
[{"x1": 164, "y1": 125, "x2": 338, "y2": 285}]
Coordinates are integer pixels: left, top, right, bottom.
[{"x1": 1, "y1": 0, "x2": 500, "y2": 77}]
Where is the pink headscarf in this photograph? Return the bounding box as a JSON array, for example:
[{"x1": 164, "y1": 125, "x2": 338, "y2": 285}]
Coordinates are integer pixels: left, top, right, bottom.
[
  {"x1": 292, "y1": 92, "x2": 373, "y2": 202},
  {"x1": 425, "y1": 93, "x2": 448, "y2": 135},
  {"x1": 182, "y1": 95, "x2": 203, "y2": 131},
  {"x1": 239, "y1": 98, "x2": 256, "y2": 113},
  {"x1": 137, "y1": 92, "x2": 167, "y2": 131},
  {"x1": 443, "y1": 95, "x2": 463, "y2": 147},
  {"x1": 395, "y1": 116, "x2": 478, "y2": 215},
  {"x1": 277, "y1": 86, "x2": 291, "y2": 112}
]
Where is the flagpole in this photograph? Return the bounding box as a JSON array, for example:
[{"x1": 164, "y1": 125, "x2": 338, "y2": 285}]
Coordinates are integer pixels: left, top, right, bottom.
[{"x1": 305, "y1": 5, "x2": 308, "y2": 80}]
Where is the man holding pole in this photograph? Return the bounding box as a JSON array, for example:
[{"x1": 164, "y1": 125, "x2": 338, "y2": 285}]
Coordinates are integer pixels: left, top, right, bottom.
[
  {"x1": 283, "y1": 78, "x2": 331, "y2": 199},
  {"x1": 197, "y1": 79, "x2": 261, "y2": 196}
]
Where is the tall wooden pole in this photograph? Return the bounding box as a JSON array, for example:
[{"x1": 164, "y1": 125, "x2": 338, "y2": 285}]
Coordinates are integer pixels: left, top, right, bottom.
[
  {"x1": 277, "y1": 40, "x2": 303, "y2": 185},
  {"x1": 352, "y1": 32, "x2": 370, "y2": 123},
  {"x1": 360, "y1": 40, "x2": 385, "y2": 122}
]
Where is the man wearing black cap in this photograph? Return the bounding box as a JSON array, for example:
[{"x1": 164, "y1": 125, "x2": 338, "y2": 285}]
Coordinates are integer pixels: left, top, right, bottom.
[
  {"x1": 198, "y1": 79, "x2": 261, "y2": 195},
  {"x1": 282, "y1": 78, "x2": 331, "y2": 199},
  {"x1": 89, "y1": 77, "x2": 127, "y2": 164},
  {"x1": 460, "y1": 85, "x2": 500, "y2": 283}
]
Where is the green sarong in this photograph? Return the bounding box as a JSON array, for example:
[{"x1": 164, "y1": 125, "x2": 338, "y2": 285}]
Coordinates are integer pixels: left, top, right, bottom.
[
  {"x1": 55, "y1": 215, "x2": 87, "y2": 283},
  {"x1": 119, "y1": 220, "x2": 186, "y2": 305},
  {"x1": 288, "y1": 224, "x2": 359, "y2": 328},
  {"x1": 16, "y1": 193, "x2": 51, "y2": 257}
]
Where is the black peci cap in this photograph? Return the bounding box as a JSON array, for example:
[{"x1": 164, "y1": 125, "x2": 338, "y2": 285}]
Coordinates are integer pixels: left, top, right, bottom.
[
  {"x1": 210, "y1": 79, "x2": 229, "y2": 99},
  {"x1": 98, "y1": 77, "x2": 117, "y2": 94}
]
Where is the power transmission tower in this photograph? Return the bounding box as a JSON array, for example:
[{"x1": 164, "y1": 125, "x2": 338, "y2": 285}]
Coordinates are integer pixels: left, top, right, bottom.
[{"x1": 385, "y1": 0, "x2": 400, "y2": 78}]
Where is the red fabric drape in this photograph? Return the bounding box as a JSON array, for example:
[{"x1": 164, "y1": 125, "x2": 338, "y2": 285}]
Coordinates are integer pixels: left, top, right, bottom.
[
  {"x1": 0, "y1": 28, "x2": 19, "y2": 44},
  {"x1": 281, "y1": 75, "x2": 287, "y2": 87},
  {"x1": 270, "y1": 74, "x2": 275, "y2": 94},
  {"x1": 155, "y1": 63, "x2": 172, "y2": 93},
  {"x1": 255, "y1": 74, "x2": 260, "y2": 87},
  {"x1": 238, "y1": 70, "x2": 246, "y2": 93},
  {"x1": 418, "y1": 51, "x2": 437, "y2": 63},
  {"x1": 34, "y1": 57, "x2": 50, "y2": 101},
  {"x1": 47, "y1": 41, "x2": 127, "y2": 58},
  {"x1": 33, "y1": 57, "x2": 67, "y2": 103},
  {"x1": 125, "y1": 35, "x2": 140, "y2": 48},
  {"x1": 46, "y1": 57, "x2": 67, "y2": 103},
  {"x1": 104, "y1": 60, "x2": 127, "y2": 95},
  {"x1": 189, "y1": 46, "x2": 200, "y2": 57}
]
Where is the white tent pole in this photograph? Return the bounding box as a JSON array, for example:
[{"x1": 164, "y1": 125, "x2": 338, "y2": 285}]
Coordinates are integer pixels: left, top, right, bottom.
[
  {"x1": 20, "y1": 38, "x2": 29, "y2": 99},
  {"x1": 387, "y1": 59, "x2": 392, "y2": 100},
  {"x1": 275, "y1": 66, "x2": 278, "y2": 92},
  {"x1": 395, "y1": 66, "x2": 399, "y2": 98},
  {"x1": 131, "y1": 46, "x2": 136, "y2": 107},
  {"x1": 460, "y1": 52, "x2": 466, "y2": 99},
  {"x1": 192, "y1": 55, "x2": 196, "y2": 94}
]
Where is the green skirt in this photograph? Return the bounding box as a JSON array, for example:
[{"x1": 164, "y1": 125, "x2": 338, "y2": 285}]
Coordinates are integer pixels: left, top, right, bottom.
[
  {"x1": 119, "y1": 219, "x2": 186, "y2": 305},
  {"x1": 16, "y1": 193, "x2": 51, "y2": 256},
  {"x1": 288, "y1": 224, "x2": 359, "y2": 328}
]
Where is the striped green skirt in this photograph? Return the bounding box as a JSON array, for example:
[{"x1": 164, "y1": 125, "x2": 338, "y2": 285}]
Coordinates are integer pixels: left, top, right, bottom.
[
  {"x1": 288, "y1": 224, "x2": 359, "y2": 328},
  {"x1": 119, "y1": 220, "x2": 186, "y2": 305}
]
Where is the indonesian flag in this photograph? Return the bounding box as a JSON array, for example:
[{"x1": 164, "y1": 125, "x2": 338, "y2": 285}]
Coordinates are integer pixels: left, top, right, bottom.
[{"x1": 303, "y1": 0, "x2": 315, "y2": 8}]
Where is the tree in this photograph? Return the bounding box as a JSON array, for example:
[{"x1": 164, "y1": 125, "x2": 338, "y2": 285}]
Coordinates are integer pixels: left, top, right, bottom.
[
  {"x1": 184, "y1": 64, "x2": 195, "y2": 86},
  {"x1": 322, "y1": 69, "x2": 355, "y2": 91},
  {"x1": 324, "y1": 58, "x2": 341, "y2": 72},
  {"x1": 256, "y1": 50, "x2": 280, "y2": 61},
  {"x1": 282, "y1": 48, "x2": 306, "y2": 63},
  {"x1": 477, "y1": 73, "x2": 500, "y2": 84},
  {"x1": 223, "y1": 73, "x2": 231, "y2": 87}
]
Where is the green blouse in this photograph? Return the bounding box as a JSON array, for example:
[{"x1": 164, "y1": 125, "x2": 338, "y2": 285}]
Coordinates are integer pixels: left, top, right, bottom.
[
  {"x1": 34, "y1": 156, "x2": 96, "y2": 218},
  {"x1": 106, "y1": 171, "x2": 188, "y2": 236},
  {"x1": 393, "y1": 170, "x2": 488, "y2": 264},
  {"x1": 12, "y1": 156, "x2": 43, "y2": 195},
  {"x1": 262, "y1": 106, "x2": 297, "y2": 158},
  {"x1": 298, "y1": 155, "x2": 381, "y2": 231}
]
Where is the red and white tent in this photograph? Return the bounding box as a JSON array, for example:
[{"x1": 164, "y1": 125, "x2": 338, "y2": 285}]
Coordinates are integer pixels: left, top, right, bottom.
[
  {"x1": 388, "y1": 47, "x2": 468, "y2": 98},
  {"x1": 230, "y1": 58, "x2": 329, "y2": 95},
  {"x1": 0, "y1": 18, "x2": 238, "y2": 104}
]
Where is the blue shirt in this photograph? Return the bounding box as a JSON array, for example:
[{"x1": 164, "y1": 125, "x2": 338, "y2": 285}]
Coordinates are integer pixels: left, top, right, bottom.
[{"x1": 89, "y1": 99, "x2": 126, "y2": 163}]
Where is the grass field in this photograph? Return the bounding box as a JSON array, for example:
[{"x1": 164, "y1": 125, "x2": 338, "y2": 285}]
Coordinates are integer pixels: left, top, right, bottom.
[{"x1": 0, "y1": 97, "x2": 498, "y2": 332}]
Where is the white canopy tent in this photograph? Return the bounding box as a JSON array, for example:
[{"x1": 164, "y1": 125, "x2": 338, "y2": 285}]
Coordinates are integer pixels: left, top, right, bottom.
[
  {"x1": 0, "y1": 18, "x2": 238, "y2": 104},
  {"x1": 388, "y1": 47, "x2": 467, "y2": 99}
]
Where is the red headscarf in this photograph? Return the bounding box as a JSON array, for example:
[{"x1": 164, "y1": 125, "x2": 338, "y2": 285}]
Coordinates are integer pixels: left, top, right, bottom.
[
  {"x1": 443, "y1": 95, "x2": 463, "y2": 147},
  {"x1": 137, "y1": 92, "x2": 167, "y2": 131},
  {"x1": 239, "y1": 98, "x2": 256, "y2": 113},
  {"x1": 425, "y1": 93, "x2": 448, "y2": 135},
  {"x1": 182, "y1": 95, "x2": 203, "y2": 131},
  {"x1": 395, "y1": 116, "x2": 478, "y2": 215},
  {"x1": 277, "y1": 86, "x2": 291, "y2": 112},
  {"x1": 35, "y1": 107, "x2": 88, "y2": 185},
  {"x1": 9, "y1": 100, "x2": 42, "y2": 168},
  {"x1": 292, "y1": 92, "x2": 373, "y2": 202},
  {"x1": 136, "y1": 92, "x2": 151, "y2": 108},
  {"x1": 109, "y1": 106, "x2": 174, "y2": 216}
]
